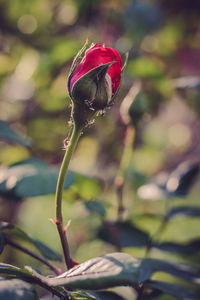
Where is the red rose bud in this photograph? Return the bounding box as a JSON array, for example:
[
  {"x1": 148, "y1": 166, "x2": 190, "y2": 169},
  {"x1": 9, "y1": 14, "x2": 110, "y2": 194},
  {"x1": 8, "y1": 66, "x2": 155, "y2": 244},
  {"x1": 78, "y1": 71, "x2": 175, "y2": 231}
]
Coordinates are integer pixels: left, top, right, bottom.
[{"x1": 68, "y1": 43, "x2": 122, "y2": 114}]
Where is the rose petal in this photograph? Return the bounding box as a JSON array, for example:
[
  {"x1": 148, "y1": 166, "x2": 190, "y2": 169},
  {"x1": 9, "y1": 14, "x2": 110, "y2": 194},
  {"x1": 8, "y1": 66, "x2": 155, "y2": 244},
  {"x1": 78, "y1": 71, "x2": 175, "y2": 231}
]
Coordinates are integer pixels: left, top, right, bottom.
[{"x1": 70, "y1": 44, "x2": 122, "y2": 96}]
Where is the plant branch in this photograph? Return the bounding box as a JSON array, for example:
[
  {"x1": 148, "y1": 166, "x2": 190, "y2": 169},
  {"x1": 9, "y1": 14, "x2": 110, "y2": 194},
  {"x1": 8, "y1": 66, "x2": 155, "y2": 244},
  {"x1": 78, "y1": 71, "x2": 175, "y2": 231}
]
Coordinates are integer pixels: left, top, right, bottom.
[
  {"x1": 5, "y1": 237, "x2": 61, "y2": 275},
  {"x1": 144, "y1": 220, "x2": 167, "y2": 257},
  {"x1": 115, "y1": 126, "x2": 135, "y2": 221},
  {"x1": 145, "y1": 199, "x2": 170, "y2": 257},
  {"x1": 55, "y1": 123, "x2": 82, "y2": 270}
]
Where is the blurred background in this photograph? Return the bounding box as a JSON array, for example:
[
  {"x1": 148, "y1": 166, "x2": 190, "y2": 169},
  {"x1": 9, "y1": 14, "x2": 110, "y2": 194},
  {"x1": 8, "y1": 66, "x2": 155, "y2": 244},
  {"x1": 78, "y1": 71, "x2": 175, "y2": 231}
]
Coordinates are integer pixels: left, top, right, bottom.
[{"x1": 0, "y1": 0, "x2": 200, "y2": 298}]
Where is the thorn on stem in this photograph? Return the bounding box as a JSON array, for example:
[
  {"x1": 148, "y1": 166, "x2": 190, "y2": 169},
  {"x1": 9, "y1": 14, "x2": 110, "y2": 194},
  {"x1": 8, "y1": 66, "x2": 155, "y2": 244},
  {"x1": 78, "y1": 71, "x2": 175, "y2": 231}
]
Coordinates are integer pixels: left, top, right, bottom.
[
  {"x1": 49, "y1": 218, "x2": 61, "y2": 225},
  {"x1": 63, "y1": 220, "x2": 71, "y2": 234},
  {"x1": 70, "y1": 258, "x2": 79, "y2": 267},
  {"x1": 68, "y1": 119, "x2": 73, "y2": 126},
  {"x1": 63, "y1": 137, "x2": 70, "y2": 149}
]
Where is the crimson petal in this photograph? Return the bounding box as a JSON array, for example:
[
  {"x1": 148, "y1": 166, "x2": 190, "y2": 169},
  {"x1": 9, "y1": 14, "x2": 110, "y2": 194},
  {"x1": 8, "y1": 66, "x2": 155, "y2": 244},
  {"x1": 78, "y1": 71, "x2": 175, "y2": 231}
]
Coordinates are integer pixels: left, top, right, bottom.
[{"x1": 70, "y1": 44, "x2": 122, "y2": 96}]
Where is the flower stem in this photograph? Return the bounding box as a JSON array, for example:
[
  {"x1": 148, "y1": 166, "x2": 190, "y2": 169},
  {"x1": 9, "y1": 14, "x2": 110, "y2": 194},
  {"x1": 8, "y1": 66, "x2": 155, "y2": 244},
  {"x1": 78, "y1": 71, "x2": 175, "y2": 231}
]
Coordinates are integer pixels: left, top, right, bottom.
[
  {"x1": 115, "y1": 126, "x2": 135, "y2": 221},
  {"x1": 55, "y1": 123, "x2": 82, "y2": 270},
  {"x1": 5, "y1": 237, "x2": 61, "y2": 275},
  {"x1": 144, "y1": 220, "x2": 167, "y2": 257},
  {"x1": 145, "y1": 199, "x2": 170, "y2": 257}
]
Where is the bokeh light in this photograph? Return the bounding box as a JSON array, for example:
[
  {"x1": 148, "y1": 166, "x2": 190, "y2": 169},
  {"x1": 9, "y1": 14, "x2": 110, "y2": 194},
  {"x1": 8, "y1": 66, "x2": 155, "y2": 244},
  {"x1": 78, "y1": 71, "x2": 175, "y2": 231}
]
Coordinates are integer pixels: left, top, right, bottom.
[{"x1": 18, "y1": 14, "x2": 37, "y2": 34}]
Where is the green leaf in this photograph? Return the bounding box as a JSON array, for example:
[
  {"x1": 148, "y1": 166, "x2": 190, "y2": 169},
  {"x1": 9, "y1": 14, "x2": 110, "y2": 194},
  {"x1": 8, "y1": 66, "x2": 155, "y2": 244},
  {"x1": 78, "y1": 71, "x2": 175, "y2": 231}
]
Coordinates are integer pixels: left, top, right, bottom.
[
  {"x1": 30, "y1": 253, "x2": 200, "y2": 290},
  {"x1": 139, "y1": 258, "x2": 200, "y2": 284},
  {"x1": 145, "y1": 280, "x2": 199, "y2": 300},
  {"x1": 166, "y1": 161, "x2": 199, "y2": 197},
  {"x1": 29, "y1": 238, "x2": 62, "y2": 261},
  {"x1": 0, "y1": 222, "x2": 61, "y2": 261},
  {"x1": 1, "y1": 255, "x2": 199, "y2": 297},
  {"x1": 165, "y1": 206, "x2": 200, "y2": 221},
  {"x1": 0, "y1": 263, "x2": 35, "y2": 279},
  {"x1": 87, "y1": 291, "x2": 126, "y2": 300},
  {"x1": 0, "y1": 158, "x2": 75, "y2": 198},
  {"x1": 29, "y1": 253, "x2": 141, "y2": 290},
  {"x1": 69, "y1": 291, "x2": 97, "y2": 300},
  {"x1": 0, "y1": 264, "x2": 66, "y2": 298},
  {"x1": 75, "y1": 173, "x2": 103, "y2": 200},
  {"x1": 137, "y1": 161, "x2": 200, "y2": 200},
  {"x1": 0, "y1": 120, "x2": 31, "y2": 147},
  {"x1": 0, "y1": 158, "x2": 102, "y2": 199},
  {"x1": 98, "y1": 221, "x2": 149, "y2": 248},
  {"x1": 0, "y1": 232, "x2": 5, "y2": 254},
  {"x1": 128, "y1": 57, "x2": 164, "y2": 78},
  {"x1": 0, "y1": 278, "x2": 37, "y2": 300},
  {"x1": 85, "y1": 200, "x2": 106, "y2": 217},
  {"x1": 154, "y1": 239, "x2": 200, "y2": 255},
  {"x1": 70, "y1": 290, "x2": 126, "y2": 300}
]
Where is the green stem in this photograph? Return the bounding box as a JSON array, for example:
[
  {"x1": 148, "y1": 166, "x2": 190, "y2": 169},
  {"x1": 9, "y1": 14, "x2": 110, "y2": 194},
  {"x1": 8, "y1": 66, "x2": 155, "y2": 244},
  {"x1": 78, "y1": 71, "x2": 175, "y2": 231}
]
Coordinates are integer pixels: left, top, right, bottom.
[
  {"x1": 145, "y1": 199, "x2": 170, "y2": 257},
  {"x1": 115, "y1": 126, "x2": 135, "y2": 222},
  {"x1": 144, "y1": 220, "x2": 167, "y2": 257},
  {"x1": 55, "y1": 123, "x2": 82, "y2": 270}
]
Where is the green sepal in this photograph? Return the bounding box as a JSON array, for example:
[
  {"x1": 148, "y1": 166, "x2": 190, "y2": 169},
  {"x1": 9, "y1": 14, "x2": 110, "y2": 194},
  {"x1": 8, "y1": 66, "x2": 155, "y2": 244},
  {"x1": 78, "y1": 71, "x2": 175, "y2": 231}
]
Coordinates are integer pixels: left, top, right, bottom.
[
  {"x1": 67, "y1": 39, "x2": 89, "y2": 98},
  {"x1": 122, "y1": 52, "x2": 129, "y2": 72},
  {"x1": 109, "y1": 52, "x2": 129, "y2": 106},
  {"x1": 71, "y1": 62, "x2": 113, "y2": 109}
]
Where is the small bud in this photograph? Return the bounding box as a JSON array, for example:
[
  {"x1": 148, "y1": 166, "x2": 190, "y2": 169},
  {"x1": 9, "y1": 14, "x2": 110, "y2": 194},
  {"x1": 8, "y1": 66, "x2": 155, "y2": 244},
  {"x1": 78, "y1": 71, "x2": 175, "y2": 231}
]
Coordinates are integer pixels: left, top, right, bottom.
[
  {"x1": 120, "y1": 81, "x2": 147, "y2": 127},
  {"x1": 128, "y1": 91, "x2": 148, "y2": 127}
]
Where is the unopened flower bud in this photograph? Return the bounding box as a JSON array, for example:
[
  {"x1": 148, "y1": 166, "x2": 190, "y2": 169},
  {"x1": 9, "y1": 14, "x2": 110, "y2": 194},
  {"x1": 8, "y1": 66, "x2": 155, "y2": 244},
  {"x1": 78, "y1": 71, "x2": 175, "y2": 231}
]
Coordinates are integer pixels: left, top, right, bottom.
[{"x1": 67, "y1": 42, "x2": 122, "y2": 127}]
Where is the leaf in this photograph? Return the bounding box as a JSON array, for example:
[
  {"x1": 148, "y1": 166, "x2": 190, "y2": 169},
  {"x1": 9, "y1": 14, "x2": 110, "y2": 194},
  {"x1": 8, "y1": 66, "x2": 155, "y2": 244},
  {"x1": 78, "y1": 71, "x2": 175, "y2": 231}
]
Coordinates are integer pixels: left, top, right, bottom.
[
  {"x1": 69, "y1": 291, "x2": 96, "y2": 300},
  {"x1": 70, "y1": 290, "x2": 126, "y2": 300},
  {"x1": 29, "y1": 253, "x2": 200, "y2": 290},
  {"x1": 165, "y1": 206, "x2": 200, "y2": 221},
  {"x1": 145, "y1": 280, "x2": 199, "y2": 300},
  {"x1": 0, "y1": 264, "x2": 66, "y2": 298},
  {"x1": 155, "y1": 239, "x2": 200, "y2": 255},
  {"x1": 1, "y1": 255, "x2": 199, "y2": 297},
  {"x1": 85, "y1": 291, "x2": 126, "y2": 300},
  {"x1": 0, "y1": 277, "x2": 37, "y2": 300},
  {"x1": 0, "y1": 232, "x2": 5, "y2": 254},
  {"x1": 137, "y1": 161, "x2": 200, "y2": 201},
  {"x1": 128, "y1": 56, "x2": 164, "y2": 79},
  {"x1": 0, "y1": 222, "x2": 61, "y2": 261},
  {"x1": 138, "y1": 258, "x2": 200, "y2": 284},
  {"x1": 137, "y1": 170, "x2": 169, "y2": 201},
  {"x1": 98, "y1": 221, "x2": 149, "y2": 248},
  {"x1": 0, "y1": 158, "x2": 74, "y2": 198},
  {"x1": 0, "y1": 158, "x2": 101, "y2": 199},
  {"x1": 166, "y1": 161, "x2": 200, "y2": 197},
  {"x1": 29, "y1": 253, "x2": 142, "y2": 290},
  {"x1": 0, "y1": 120, "x2": 31, "y2": 147},
  {"x1": 0, "y1": 263, "x2": 35, "y2": 279},
  {"x1": 85, "y1": 200, "x2": 106, "y2": 217},
  {"x1": 75, "y1": 173, "x2": 103, "y2": 200},
  {"x1": 30, "y1": 238, "x2": 62, "y2": 261}
]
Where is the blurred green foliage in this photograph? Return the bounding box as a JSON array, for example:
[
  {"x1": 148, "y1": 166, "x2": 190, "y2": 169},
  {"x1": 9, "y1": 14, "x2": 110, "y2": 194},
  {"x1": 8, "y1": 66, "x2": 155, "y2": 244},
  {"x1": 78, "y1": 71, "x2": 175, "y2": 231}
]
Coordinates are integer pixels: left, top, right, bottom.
[{"x1": 0, "y1": 0, "x2": 200, "y2": 299}]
